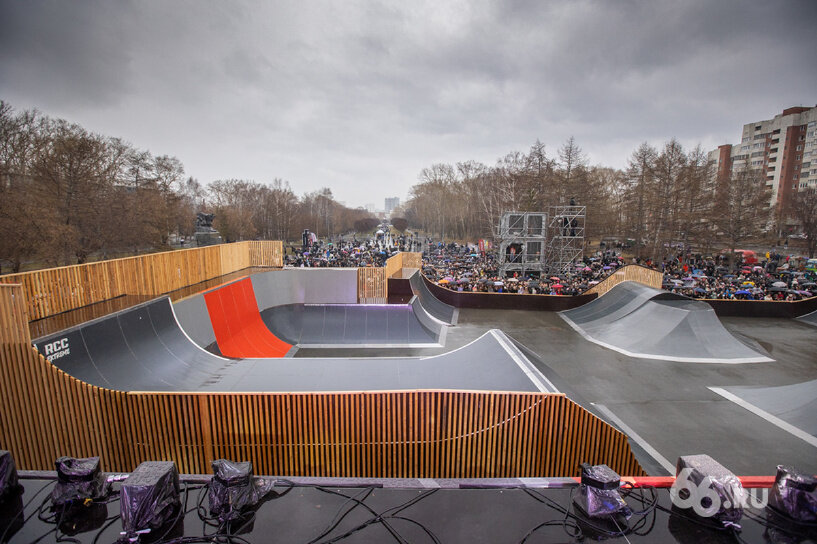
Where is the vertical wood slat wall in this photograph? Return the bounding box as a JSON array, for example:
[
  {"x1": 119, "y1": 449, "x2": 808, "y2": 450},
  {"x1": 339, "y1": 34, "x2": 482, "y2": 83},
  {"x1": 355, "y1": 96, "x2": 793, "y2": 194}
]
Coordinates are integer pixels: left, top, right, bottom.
[
  {"x1": 357, "y1": 267, "x2": 388, "y2": 303},
  {"x1": 0, "y1": 283, "x2": 643, "y2": 477},
  {"x1": 585, "y1": 265, "x2": 664, "y2": 297},
  {"x1": 0, "y1": 241, "x2": 283, "y2": 321},
  {"x1": 384, "y1": 252, "x2": 423, "y2": 279}
]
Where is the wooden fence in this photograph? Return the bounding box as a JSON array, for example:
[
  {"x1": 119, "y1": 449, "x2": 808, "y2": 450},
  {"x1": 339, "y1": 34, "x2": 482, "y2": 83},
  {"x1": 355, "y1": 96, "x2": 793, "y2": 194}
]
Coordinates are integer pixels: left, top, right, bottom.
[
  {"x1": 384, "y1": 252, "x2": 423, "y2": 279},
  {"x1": 0, "y1": 283, "x2": 643, "y2": 477},
  {"x1": 0, "y1": 241, "x2": 283, "y2": 321},
  {"x1": 585, "y1": 265, "x2": 664, "y2": 296},
  {"x1": 357, "y1": 267, "x2": 388, "y2": 303}
]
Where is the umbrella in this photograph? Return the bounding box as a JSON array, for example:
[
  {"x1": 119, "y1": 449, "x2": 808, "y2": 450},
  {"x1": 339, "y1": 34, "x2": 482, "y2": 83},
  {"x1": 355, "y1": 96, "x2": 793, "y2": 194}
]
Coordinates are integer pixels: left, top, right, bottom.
[
  {"x1": 734, "y1": 290, "x2": 751, "y2": 295},
  {"x1": 797, "y1": 290, "x2": 812, "y2": 296},
  {"x1": 582, "y1": 266, "x2": 592, "y2": 272},
  {"x1": 693, "y1": 287, "x2": 706, "y2": 294},
  {"x1": 478, "y1": 278, "x2": 489, "y2": 283},
  {"x1": 493, "y1": 281, "x2": 504, "y2": 286},
  {"x1": 742, "y1": 281, "x2": 755, "y2": 286},
  {"x1": 550, "y1": 276, "x2": 560, "y2": 281},
  {"x1": 507, "y1": 278, "x2": 519, "y2": 282},
  {"x1": 457, "y1": 279, "x2": 468, "y2": 284},
  {"x1": 552, "y1": 284, "x2": 564, "y2": 289},
  {"x1": 603, "y1": 266, "x2": 613, "y2": 270},
  {"x1": 588, "y1": 281, "x2": 600, "y2": 285},
  {"x1": 772, "y1": 281, "x2": 787, "y2": 287},
  {"x1": 438, "y1": 279, "x2": 450, "y2": 284},
  {"x1": 443, "y1": 276, "x2": 455, "y2": 281}
]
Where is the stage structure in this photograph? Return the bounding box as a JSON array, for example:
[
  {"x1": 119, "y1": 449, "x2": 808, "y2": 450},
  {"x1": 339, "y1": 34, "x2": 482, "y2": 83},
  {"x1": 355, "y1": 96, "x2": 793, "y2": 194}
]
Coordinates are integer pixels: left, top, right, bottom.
[
  {"x1": 497, "y1": 207, "x2": 586, "y2": 277},
  {"x1": 547, "y1": 205, "x2": 586, "y2": 274},
  {"x1": 497, "y1": 212, "x2": 548, "y2": 277}
]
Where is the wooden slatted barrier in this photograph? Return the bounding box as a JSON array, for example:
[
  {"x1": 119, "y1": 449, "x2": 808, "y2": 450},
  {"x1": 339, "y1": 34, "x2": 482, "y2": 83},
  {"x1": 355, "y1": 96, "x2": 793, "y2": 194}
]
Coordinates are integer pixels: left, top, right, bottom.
[
  {"x1": 402, "y1": 252, "x2": 422, "y2": 269},
  {"x1": 248, "y1": 240, "x2": 283, "y2": 268},
  {"x1": 0, "y1": 283, "x2": 644, "y2": 477},
  {"x1": 384, "y1": 253, "x2": 403, "y2": 279},
  {"x1": 385, "y1": 252, "x2": 423, "y2": 279},
  {"x1": 357, "y1": 267, "x2": 387, "y2": 303},
  {"x1": 0, "y1": 241, "x2": 283, "y2": 321},
  {"x1": 585, "y1": 265, "x2": 664, "y2": 296}
]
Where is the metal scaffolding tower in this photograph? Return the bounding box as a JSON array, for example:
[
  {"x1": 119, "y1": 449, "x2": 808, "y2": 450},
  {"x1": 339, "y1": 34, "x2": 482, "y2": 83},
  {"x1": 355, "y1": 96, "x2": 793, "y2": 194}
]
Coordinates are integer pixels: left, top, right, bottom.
[
  {"x1": 547, "y1": 206, "x2": 586, "y2": 274},
  {"x1": 497, "y1": 212, "x2": 548, "y2": 277}
]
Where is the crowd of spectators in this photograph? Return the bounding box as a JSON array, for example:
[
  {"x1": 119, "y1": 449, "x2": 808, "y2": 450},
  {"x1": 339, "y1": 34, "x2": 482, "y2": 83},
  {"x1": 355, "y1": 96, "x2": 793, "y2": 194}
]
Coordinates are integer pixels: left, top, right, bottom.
[
  {"x1": 654, "y1": 253, "x2": 815, "y2": 301},
  {"x1": 283, "y1": 230, "x2": 422, "y2": 268},
  {"x1": 423, "y1": 241, "x2": 816, "y2": 300},
  {"x1": 282, "y1": 229, "x2": 815, "y2": 301},
  {"x1": 422, "y1": 242, "x2": 623, "y2": 295}
]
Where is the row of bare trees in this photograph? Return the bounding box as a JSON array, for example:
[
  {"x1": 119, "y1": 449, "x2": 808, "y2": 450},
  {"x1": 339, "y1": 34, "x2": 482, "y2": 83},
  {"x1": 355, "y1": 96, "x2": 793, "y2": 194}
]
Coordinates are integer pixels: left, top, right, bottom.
[
  {"x1": 0, "y1": 101, "x2": 376, "y2": 273},
  {"x1": 401, "y1": 136, "x2": 814, "y2": 259}
]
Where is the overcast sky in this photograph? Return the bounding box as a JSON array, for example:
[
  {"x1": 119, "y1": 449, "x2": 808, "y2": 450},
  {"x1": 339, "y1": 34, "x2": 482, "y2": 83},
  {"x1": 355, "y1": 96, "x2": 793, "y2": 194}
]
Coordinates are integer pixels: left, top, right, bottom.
[{"x1": 2, "y1": 1, "x2": 816, "y2": 208}]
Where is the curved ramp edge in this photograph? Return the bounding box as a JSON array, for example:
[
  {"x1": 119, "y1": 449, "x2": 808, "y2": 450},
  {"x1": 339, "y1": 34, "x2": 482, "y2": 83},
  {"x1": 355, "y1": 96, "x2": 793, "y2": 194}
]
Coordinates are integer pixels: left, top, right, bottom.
[
  {"x1": 409, "y1": 271, "x2": 459, "y2": 325},
  {"x1": 260, "y1": 302, "x2": 444, "y2": 348},
  {"x1": 797, "y1": 309, "x2": 817, "y2": 327},
  {"x1": 203, "y1": 277, "x2": 293, "y2": 358},
  {"x1": 560, "y1": 281, "x2": 773, "y2": 364}
]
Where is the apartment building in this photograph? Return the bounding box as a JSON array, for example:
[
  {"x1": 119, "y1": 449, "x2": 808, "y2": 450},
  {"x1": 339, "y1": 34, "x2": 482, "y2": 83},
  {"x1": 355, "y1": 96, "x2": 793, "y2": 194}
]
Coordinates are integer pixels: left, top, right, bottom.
[{"x1": 708, "y1": 106, "x2": 817, "y2": 222}]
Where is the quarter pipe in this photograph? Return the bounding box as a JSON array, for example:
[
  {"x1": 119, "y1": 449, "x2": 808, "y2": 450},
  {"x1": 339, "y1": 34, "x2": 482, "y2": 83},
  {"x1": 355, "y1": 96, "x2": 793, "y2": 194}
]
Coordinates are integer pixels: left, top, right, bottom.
[{"x1": 560, "y1": 281, "x2": 773, "y2": 363}]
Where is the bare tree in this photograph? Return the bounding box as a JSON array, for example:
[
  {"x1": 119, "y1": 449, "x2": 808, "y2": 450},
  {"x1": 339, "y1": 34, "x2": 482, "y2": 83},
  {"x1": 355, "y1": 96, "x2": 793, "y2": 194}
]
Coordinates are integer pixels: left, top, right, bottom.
[
  {"x1": 625, "y1": 143, "x2": 657, "y2": 258},
  {"x1": 713, "y1": 162, "x2": 772, "y2": 265},
  {"x1": 789, "y1": 188, "x2": 817, "y2": 257}
]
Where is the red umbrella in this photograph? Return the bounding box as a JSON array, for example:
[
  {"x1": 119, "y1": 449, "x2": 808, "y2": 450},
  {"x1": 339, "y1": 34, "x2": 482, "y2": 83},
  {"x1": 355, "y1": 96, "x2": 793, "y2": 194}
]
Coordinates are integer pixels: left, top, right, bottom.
[{"x1": 553, "y1": 283, "x2": 564, "y2": 289}]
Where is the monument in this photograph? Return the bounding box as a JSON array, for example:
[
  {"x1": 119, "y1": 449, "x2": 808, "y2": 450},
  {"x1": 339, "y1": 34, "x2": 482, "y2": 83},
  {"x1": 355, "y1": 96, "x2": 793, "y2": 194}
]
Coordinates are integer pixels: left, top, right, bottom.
[{"x1": 194, "y1": 212, "x2": 223, "y2": 247}]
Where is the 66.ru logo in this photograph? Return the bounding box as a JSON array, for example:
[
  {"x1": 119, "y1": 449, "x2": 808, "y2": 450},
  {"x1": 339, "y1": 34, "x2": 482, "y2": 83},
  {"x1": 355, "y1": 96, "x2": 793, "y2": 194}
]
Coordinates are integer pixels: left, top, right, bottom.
[{"x1": 670, "y1": 468, "x2": 768, "y2": 516}]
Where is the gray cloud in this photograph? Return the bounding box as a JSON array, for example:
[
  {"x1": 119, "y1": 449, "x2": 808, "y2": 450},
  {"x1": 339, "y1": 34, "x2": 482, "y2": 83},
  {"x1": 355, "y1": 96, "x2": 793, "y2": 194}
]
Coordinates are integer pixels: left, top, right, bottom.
[{"x1": 1, "y1": 0, "x2": 815, "y2": 207}]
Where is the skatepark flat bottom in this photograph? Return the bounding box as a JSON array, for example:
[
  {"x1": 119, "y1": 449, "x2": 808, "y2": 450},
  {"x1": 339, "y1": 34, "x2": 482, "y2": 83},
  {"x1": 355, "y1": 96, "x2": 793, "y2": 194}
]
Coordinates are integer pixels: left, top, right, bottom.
[{"x1": 297, "y1": 308, "x2": 817, "y2": 476}]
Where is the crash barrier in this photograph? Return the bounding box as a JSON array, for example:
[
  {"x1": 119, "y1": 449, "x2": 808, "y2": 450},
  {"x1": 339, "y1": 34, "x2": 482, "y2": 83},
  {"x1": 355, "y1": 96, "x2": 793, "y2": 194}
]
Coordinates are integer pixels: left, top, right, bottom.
[
  {"x1": 421, "y1": 274, "x2": 596, "y2": 311},
  {"x1": 0, "y1": 241, "x2": 284, "y2": 321},
  {"x1": 0, "y1": 283, "x2": 643, "y2": 478},
  {"x1": 584, "y1": 265, "x2": 664, "y2": 296},
  {"x1": 702, "y1": 297, "x2": 817, "y2": 318}
]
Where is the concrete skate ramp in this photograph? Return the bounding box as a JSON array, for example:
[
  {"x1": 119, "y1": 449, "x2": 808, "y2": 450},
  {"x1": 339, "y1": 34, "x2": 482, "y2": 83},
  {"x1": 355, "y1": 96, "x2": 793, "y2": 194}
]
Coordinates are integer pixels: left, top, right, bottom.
[
  {"x1": 722, "y1": 380, "x2": 817, "y2": 438},
  {"x1": 797, "y1": 309, "x2": 817, "y2": 327},
  {"x1": 33, "y1": 298, "x2": 551, "y2": 393},
  {"x1": 260, "y1": 302, "x2": 443, "y2": 348},
  {"x1": 250, "y1": 268, "x2": 359, "y2": 309},
  {"x1": 409, "y1": 271, "x2": 458, "y2": 325},
  {"x1": 560, "y1": 281, "x2": 772, "y2": 363},
  {"x1": 203, "y1": 277, "x2": 293, "y2": 358}
]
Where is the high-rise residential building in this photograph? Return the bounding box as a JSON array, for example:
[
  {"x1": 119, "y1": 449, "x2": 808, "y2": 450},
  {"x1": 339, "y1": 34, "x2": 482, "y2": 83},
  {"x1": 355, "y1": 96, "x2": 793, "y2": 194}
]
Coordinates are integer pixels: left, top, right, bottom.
[
  {"x1": 384, "y1": 197, "x2": 400, "y2": 215},
  {"x1": 708, "y1": 106, "x2": 817, "y2": 219}
]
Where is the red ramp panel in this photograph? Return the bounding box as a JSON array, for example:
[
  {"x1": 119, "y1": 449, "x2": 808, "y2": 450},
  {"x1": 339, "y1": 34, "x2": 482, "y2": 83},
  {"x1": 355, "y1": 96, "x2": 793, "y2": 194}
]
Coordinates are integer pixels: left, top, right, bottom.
[{"x1": 204, "y1": 277, "x2": 292, "y2": 358}]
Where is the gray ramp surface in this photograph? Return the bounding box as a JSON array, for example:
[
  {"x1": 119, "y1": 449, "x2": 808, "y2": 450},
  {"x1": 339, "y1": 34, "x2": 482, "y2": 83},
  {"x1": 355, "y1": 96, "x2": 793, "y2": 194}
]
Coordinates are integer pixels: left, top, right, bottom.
[
  {"x1": 260, "y1": 302, "x2": 443, "y2": 347},
  {"x1": 797, "y1": 309, "x2": 817, "y2": 327},
  {"x1": 560, "y1": 281, "x2": 772, "y2": 363},
  {"x1": 33, "y1": 298, "x2": 546, "y2": 393},
  {"x1": 409, "y1": 271, "x2": 459, "y2": 325},
  {"x1": 723, "y1": 380, "x2": 817, "y2": 437},
  {"x1": 251, "y1": 269, "x2": 359, "y2": 310}
]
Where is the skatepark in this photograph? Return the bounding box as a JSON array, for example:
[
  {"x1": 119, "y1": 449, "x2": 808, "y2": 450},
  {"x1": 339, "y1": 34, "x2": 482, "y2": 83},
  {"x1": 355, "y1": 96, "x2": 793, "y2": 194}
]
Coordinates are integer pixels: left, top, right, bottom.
[{"x1": 17, "y1": 257, "x2": 817, "y2": 478}]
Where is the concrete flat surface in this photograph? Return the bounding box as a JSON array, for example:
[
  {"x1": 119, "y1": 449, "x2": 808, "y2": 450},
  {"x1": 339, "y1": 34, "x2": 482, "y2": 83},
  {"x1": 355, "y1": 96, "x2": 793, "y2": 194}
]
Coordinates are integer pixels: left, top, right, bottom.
[{"x1": 560, "y1": 281, "x2": 772, "y2": 363}]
